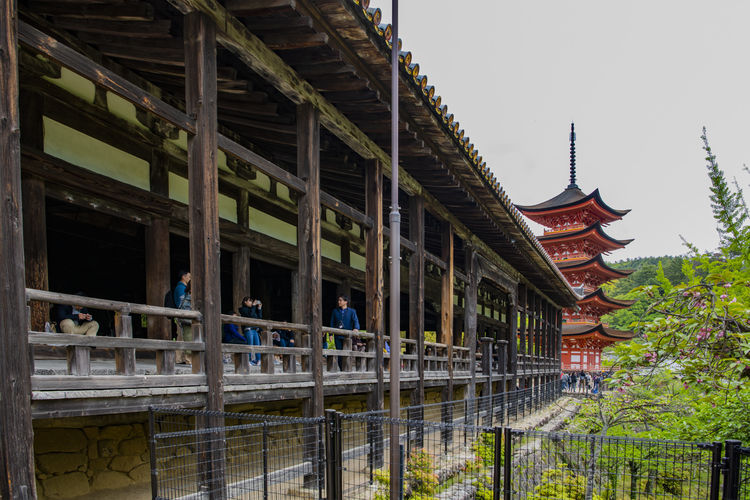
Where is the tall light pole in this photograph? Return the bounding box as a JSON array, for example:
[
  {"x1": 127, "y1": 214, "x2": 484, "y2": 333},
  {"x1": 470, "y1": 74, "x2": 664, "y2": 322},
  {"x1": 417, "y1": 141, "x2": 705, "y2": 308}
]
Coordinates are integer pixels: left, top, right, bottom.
[{"x1": 389, "y1": 0, "x2": 402, "y2": 498}]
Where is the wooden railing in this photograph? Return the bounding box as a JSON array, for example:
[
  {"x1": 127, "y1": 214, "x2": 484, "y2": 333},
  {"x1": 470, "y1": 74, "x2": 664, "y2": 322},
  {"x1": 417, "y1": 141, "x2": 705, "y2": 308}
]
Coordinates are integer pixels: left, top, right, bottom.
[{"x1": 25, "y1": 290, "x2": 489, "y2": 393}]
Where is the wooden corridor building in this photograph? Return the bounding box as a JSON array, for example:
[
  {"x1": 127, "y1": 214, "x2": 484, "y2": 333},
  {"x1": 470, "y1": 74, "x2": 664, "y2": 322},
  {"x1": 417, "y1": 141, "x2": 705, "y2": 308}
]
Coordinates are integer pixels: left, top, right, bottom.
[{"x1": 0, "y1": 0, "x2": 577, "y2": 495}]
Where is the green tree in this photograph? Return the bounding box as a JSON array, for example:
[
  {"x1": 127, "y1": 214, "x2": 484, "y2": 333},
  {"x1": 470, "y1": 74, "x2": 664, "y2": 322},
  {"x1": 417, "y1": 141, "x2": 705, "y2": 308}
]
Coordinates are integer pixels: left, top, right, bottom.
[{"x1": 576, "y1": 128, "x2": 750, "y2": 445}]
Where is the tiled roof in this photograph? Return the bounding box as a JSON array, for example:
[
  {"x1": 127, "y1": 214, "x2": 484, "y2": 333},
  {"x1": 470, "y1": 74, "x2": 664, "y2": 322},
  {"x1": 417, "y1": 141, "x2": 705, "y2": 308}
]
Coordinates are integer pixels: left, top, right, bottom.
[{"x1": 347, "y1": 0, "x2": 565, "y2": 287}]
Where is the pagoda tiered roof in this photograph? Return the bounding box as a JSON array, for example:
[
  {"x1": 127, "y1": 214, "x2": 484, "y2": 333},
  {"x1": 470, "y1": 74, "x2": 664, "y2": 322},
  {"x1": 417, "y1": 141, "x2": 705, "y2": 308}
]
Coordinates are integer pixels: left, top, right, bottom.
[
  {"x1": 562, "y1": 323, "x2": 638, "y2": 348},
  {"x1": 557, "y1": 255, "x2": 633, "y2": 290},
  {"x1": 537, "y1": 222, "x2": 633, "y2": 260},
  {"x1": 516, "y1": 187, "x2": 630, "y2": 229}
]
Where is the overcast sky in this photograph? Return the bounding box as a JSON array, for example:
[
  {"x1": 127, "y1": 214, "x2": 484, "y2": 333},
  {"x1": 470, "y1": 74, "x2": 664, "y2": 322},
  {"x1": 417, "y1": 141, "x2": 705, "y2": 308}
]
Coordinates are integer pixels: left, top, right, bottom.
[{"x1": 376, "y1": 1, "x2": 750, "y2": 261}]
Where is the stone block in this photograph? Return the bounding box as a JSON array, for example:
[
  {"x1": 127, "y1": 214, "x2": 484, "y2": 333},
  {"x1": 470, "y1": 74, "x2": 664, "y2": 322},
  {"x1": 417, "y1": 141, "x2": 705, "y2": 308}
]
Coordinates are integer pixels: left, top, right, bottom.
[
  {"x1": 119, "y1": 437, "x2": 147, "y2": 456},
  {"x1": 98, "y1": 439, "x2": 117, "y2": 458},
  {"x1": 91, "y1": 470, "x2": 132, "y2": 491},
  {"x1": 42, "y1": 471, "x2": 90, "y2": 498},
  {"x1": 110, "y1": 455, "x2": 143, "y2": 473},
  {"x1": 128, "y1": 463, "x2": 150, "y2": 483},
  {"x1": 82, "y1": 427, "x2": 99, "y2": 440},
  {"x1": 89, "y1": 457, "x2": 111, "y2": 472},
  {"x1": 37, "y1": 453, "x2": 86, "y2": 475},
  {"x1": 35, "y1": 429, "x2": 87, "y2": 454},
  {"x1": 99, "y1": 425, "x2": 133, "y2": 441}
]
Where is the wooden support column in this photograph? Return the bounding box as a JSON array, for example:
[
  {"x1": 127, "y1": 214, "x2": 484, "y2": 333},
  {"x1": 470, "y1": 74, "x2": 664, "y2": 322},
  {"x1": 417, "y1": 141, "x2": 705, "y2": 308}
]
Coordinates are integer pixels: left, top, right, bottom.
[
  {"x1": 517, "y1": 284, "x2": 527, "y2": 372},
  {"x1": 20, "y1": 91, "x2": 49, "y2": 332},
  {"x1": 297, "y1": 102, "x2": 323, "y2": 415},
  {"x1": 365, "y1": 159, "x2": 384, "y2": 456},
  {"x1": 441, "y1": 222, "x2": 454, "y2": 405},
  {"x1": 146, "y1": 150, "x2": 170, "y2": 341},
  {"x1": 507, "y1": 291, "x2": 518, "y2": 375},
  {"x1": 463, "y1": 246, "x2": 478, "y2": 402},
  {"x1": 233, "y1": 190, "x2": 251, "y2": 310},
  {"x1": 408, "y1": 195, "x2": 424, "y2": 407},
  {"x1": 22, "y1": 175, "x2": 48, "y2": 330},
  {"x1": 0, "y1": 0, "x2": 37, "y2": 494},
  {"x1": 556, "y1": 308, "x2": 563, "y2": 370},
  {"x1": 186, "y1": 9, "x2": 220, "y2": 392},
  {"x1": 185, "y1": 13, "x2": 225, "y2": 497}
]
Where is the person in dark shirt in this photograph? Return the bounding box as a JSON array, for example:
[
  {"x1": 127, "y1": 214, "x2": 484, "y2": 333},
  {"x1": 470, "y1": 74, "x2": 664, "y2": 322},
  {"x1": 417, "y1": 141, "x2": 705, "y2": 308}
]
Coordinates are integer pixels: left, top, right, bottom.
[
  {"x1": 174, "y1": 270, "x2": 192, "y2": 365},
  {"x1": 55, "y1": 296, "x2": 99, "y2": 336},
  {"x1": 239, "y1": 296, "x2": 262, "y2": 365},
  {"x1": 329, "y1": 295, "x2": 360, "y2": 368}
]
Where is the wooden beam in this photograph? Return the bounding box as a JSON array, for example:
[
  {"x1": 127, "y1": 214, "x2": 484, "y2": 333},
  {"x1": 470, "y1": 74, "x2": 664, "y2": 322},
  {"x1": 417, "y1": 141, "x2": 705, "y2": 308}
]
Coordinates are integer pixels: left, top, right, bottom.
[
  {"x1": 0, "y1": 0, "x2": 36, "y2": 494},
  {"x1": 18, "y1": 21, "x2": 195, "y2": 133},
  {"x1": 145, "y1": 151, "x2": 171, "y2": 341},
  {"x1": 185, "y1": 8, "x2": 221, "y2": 380},
  {"x1": 185, "y1": 11, "x2": 225, "y2": 495},
  {"x1": 233, "y1": 246, "x2": 252, "y2": 313},
  {"x1": 441, "y1": 222, "x2": 454, "y2": 405},
  {"x1": 297, "y1": 103, "x2": 322, "y2": 416},
  {"x1": 408, "y1": 196, "x2": 424, "y2": 407},
  {"x1": 463, "y1": 246, "x2": 478, "y2": 397},
  {"x1": 168, "y1": 0, "x2": 549, "y2": 310},
  {"x1": 20, "y1": 91, "x2": 48, "y2": 332},
  {"x1": 365, "y1": 158, "x2": 384, "y2": 467}
]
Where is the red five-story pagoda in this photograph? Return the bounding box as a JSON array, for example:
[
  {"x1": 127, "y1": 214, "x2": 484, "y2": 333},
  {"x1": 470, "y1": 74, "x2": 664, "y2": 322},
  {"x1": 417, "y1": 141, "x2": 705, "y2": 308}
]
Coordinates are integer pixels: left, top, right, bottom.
[{"x1": 517, "y1": 124, "x2": 637, "y2": 372}]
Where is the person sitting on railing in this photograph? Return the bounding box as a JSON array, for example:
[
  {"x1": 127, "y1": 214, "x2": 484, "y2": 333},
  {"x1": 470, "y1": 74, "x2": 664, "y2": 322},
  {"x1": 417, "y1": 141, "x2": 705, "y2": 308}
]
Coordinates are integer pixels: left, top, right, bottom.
[
  {"x1": 54, "y1": 294, "x2": 99, "y2": 336},
  {"x1": 239, "y1": 296, "x2": 262, "y2": 366},
  {"x1": 329, "y1": 294, "x2": 359, "y2": 369}
]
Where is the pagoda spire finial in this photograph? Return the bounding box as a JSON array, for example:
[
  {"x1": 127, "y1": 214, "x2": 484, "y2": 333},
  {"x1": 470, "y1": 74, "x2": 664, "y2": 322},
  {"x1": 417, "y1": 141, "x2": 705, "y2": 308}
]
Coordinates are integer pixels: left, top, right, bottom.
[{"x1": 568, "y1": 122, "x2": 578, "y2": 189}]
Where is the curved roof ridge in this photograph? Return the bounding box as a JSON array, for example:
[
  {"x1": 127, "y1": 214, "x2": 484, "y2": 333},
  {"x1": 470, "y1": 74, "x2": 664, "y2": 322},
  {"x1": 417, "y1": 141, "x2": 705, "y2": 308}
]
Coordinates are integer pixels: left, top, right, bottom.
[
  {"x1": 537, "y1": 221, "x2": 634, "y2": 247},
  {"x1": 562, "y1": 323, "x2": 637, "y2": 340},
  {"x1": 516, "y1": 187, "x2": 630, "y2": 217},
  {"x1": 345, "y1": 0, "x2": 568, "y2": 291},
  {"x1": 579, "y1": 288, "x2": 636, "y2": 307},
  {"x1": 557, "y1": 254, "x2": 634, "y2": 276}
]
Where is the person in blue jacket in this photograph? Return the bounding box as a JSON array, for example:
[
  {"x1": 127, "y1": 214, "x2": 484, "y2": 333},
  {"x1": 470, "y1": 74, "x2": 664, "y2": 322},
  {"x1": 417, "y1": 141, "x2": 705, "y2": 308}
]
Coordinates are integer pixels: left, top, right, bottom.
[{"x1": 330, "y1": 294, "x2": 359, "y2": 368}]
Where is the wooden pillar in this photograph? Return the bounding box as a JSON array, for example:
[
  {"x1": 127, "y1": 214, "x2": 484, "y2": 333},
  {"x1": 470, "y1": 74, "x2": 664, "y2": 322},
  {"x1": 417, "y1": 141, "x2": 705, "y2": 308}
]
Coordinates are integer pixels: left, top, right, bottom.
[
  {"x1": 297, "y1": 102, "x2": 322, "y2": 416},
  {"x1": 507, "y1": 291, "x2": 518, "y2": 375},
  {"x1": 20, "y1": 91, "x2": 49, "y2": 332},
  {"x1": 408, "y1": 195, "x2": 424, "y2": 406},
  {"x1": 22, "y1": 176, "x2": 48, "y2": 330},
  {"x1": 441, "y1": 222, "x2": 454, "y2": 403},
  {"x1": 518, "y1": 284, "x2": 527, "y2": 372},
  {"x1": 232, "y1": 190, "x2": 251, "y2": 311},
  {"x1": 186, "y1": 9, "x2": 220, "y2": 388},
  {"x1": 557, "y1": 308, "x2": 563, "y2": 371},
  {"x1": 365, "y1": 159, "x2": 384, "y2": 466},
  {"x1": 184, "y1": 22, "x2": 226, "y2": 497},
  {"x1": 146, "y1": 151, "x2": 171, "y2": 340},
  {"x1": 463, "y1": 246, "x2": 478, "y2": 406},
  {"x1": 0, "y1": 0, "x2": 37, "y2": 494}
]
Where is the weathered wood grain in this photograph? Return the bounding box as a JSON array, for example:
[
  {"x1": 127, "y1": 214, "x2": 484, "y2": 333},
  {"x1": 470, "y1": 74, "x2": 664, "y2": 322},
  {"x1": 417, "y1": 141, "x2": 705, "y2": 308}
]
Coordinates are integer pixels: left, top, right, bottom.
[{"x1": 1, "y1": 0, "x2": 37, "y2": 494}]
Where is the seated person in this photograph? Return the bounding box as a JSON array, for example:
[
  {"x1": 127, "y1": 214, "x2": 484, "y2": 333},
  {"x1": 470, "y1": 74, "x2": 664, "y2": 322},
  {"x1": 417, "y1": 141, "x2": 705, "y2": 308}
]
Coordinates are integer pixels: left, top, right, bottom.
[
  {"x1": 222, "y1": 312, "x2": 248, "y2": 345},
  {"x1": 54, "y1": 299, "x2": 99, "y2": 336},
  {"x1": 277, "y1": 328, "x2": 295, "y2": 348}
]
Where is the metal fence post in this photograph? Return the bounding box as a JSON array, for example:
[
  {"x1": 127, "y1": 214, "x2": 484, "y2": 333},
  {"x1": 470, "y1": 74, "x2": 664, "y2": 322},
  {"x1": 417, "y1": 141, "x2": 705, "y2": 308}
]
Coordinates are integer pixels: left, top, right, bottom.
[
  {"x1": 148, "y1": 408, "x2": 159, "y2": 500},
  {"x1": 724, "y1": 440, "x2": 742, "y2": 500},
  {"x1": 708, "y1": 441, "x2": 723, "y2": 500},
  {"x1": 262, "y1": 422, "x2": 269, "y2": 500},
  {"x1": 503, "y1": 428, "x2": 513, "y2": 500},
  {"x1": 492, "y1": 427, "x2": 502, "y2": 500},
  {"x1": 399, "y1": 444, "x2": 405, "y2": 500},
  {"x1": 325, "y1": 410, "x2": 342, "y2": 500}
]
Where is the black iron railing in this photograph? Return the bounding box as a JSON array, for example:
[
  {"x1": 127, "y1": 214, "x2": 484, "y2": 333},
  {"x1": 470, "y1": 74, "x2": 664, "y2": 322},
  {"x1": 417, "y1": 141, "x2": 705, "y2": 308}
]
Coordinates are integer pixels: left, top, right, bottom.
[{"x1": 150, "y1": 395, "x2": 747, "y2": 499}]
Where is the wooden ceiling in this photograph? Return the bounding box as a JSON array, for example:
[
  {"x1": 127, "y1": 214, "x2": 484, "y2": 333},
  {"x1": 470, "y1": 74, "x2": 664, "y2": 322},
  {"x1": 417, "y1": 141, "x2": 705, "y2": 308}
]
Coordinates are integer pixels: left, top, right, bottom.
[{"x1": 19, "y1": 0, "x2": 576, "y2": 306}]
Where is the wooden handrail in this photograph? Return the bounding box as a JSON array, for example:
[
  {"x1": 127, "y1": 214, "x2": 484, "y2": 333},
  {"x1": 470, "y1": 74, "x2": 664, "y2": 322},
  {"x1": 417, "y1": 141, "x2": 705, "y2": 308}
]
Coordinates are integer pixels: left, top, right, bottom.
[{"x1": 26, "y1": 288, "x2": 202, "y2": 321}]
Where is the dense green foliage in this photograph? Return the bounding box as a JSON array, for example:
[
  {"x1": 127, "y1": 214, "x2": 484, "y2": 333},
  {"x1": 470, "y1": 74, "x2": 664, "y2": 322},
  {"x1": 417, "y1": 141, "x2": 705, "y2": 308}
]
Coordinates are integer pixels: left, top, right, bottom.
[
  {"x1": 601, "y1": 257, "x2": 688, "y2": 331},
  {"x1": 573, "y1": 128, "x2": 750, "y2": 445}
]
